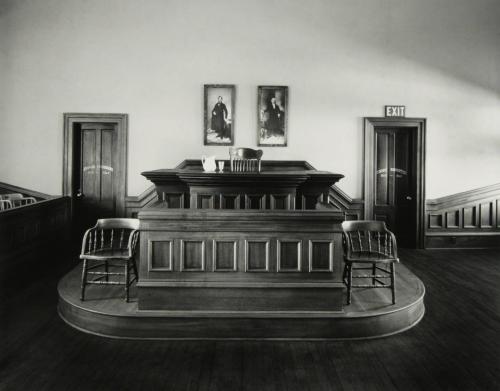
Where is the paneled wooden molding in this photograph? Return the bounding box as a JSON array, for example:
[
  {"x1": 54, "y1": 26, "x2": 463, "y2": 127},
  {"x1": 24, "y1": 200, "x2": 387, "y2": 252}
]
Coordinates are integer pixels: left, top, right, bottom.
[
  {"x1": 127, "y1": 184, "x2": 364, "y2": 218},
  {"x1": 245, "y1": 240, "x2": 270, "y2": 272},
  {"x1": 327, "y1": 185, "x2": 364, "y2": 220},
  {"x1": 125, "y1": 185, "x2": 158, "y2": 217},
  {"x1": 137, "y1": 208, "x2": 345, "y2": 311},
  {"x1": 213, "y1": 240, "x2": 238, "y2": 271},
  {"x1": 425, "y1": 183, "x2": 500, "y2": 248}
]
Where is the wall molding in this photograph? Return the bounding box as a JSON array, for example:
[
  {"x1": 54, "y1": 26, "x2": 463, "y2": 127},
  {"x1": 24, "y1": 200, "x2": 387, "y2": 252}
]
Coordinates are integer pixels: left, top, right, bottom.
[
  {"x1": 0, "y1": 182, "x2": 53, "y2": 200},
  {"x1": 426, "y1": 183, "x2": 500, "y2": 212},
  {"x1": 425, "y1": 183, "x2": 500, "y2": 248},
  {"x1": 327, "y1": 185, "x2": 364, "y2": 220},
  {"x1": 125, "y1": 186, "x2": 158, "y2": 217}
]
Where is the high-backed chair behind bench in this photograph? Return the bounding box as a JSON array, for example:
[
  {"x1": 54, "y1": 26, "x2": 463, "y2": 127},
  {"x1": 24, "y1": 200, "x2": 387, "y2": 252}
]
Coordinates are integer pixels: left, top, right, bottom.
[
  {"x1": 80, "y1": 218, "x2": 140, "y2": 302},
  {"x1": 230, "y1": 147, "x2": 263, "y2": 172},
  {"x1": 341, "y1": 220, "x2": 399, "y2": 305}
]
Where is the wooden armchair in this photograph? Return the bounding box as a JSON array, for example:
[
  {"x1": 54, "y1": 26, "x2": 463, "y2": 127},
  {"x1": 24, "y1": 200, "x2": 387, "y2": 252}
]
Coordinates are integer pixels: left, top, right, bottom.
[
  {"x1": 80, "y1": 218, "x2": 140, "y2": 302},
  {"x1": 341, "y1": 220, "x2": 399, "y2": 305},
  {"x1": 0, "y1": 193, "x2": 36, "y2": 207},
  {"x1": 229, "y1": 147, "x2": 263, "y2": 172},
  {"x1": 0, "y1": 200, "x2": 13, "y2": 211}
]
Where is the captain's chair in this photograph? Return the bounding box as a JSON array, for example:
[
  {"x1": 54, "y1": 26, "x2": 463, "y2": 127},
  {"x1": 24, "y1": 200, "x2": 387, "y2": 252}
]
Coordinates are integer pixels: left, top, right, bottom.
[
  {"x1": 80, "y1": 218, "x2": 140, "y2": 302},
  {"x1": 341, "y1": 220, "x2": 399, "y2": 305}
]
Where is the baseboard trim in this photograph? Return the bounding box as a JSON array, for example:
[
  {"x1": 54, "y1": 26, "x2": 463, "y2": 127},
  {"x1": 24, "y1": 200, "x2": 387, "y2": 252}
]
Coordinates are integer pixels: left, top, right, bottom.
[{"x1": 425, "y1": 234, "x2": 500, "y2": 249}]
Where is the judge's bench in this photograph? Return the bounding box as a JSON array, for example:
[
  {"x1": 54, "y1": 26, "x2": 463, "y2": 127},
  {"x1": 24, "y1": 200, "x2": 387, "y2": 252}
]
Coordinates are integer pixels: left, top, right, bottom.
[{"x1": 137, "y1": 159, "x2": 346, "y2": 312}]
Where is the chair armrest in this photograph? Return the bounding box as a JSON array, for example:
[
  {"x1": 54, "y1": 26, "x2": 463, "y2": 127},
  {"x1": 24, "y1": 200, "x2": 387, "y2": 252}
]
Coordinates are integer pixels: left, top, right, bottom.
[
  {"x1": 126, "y1": 229, "x2": 140, "y2": 257},
  {"x1": 384, "y1": 228, "x2": 399, "y2": 259},
  {"x1": 342, "y1": 232, "x2": 354, "y2": 259},
  {"x1": 80, "y1": 225, "x2": 98, "y2": 255},
  {"x1": 342, "y1": 228, "x2": 399, "y2": 260}
]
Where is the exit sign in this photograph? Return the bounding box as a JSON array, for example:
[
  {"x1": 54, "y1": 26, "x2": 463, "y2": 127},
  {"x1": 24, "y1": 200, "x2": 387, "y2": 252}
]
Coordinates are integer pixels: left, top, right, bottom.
[{"x1": 385, "y1": 105, "x2": 406, "y2": 117}]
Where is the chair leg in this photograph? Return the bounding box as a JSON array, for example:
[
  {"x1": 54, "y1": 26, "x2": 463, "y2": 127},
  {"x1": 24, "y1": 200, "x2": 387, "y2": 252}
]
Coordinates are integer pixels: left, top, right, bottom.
[
  {"x1": 80, "y1": 259, "x2": 88, "y2": 301},
  {"x1": 372, "y1": 262, "x2": 376, "y2": 285},
  {"x1": 347, "y1": 263, "x2": 352, "y2": 305},
  {"x1": 390, "y1": 262, "x2": 396, "y2": 305},
  {"x1": 124, "y1": 261, "x2": 130, "y2": 303},
  {"x1": 132, "y1": 257, "x2": 139, "y2": 282}
]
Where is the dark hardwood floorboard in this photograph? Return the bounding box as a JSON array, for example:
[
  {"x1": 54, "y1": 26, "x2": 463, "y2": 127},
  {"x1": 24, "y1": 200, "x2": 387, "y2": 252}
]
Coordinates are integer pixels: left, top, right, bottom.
[{"x1": 2, "y1": 249, "x2": 500, "y2": 390}]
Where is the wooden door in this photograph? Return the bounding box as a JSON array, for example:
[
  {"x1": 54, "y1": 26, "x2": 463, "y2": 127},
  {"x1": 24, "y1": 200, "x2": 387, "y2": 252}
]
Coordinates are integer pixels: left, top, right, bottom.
[
  {"x1": 73, "y1": 123, "x2": 118, "y2": 235},
  {"x1": 374, "y1": 127, "x2": 417, "y2": 247}
]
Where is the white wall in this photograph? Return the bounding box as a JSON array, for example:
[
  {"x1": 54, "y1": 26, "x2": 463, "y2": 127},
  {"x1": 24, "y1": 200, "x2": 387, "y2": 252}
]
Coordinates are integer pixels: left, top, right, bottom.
[{"x1": 1, "y1": 0, "x2": 499, "y2": 198}]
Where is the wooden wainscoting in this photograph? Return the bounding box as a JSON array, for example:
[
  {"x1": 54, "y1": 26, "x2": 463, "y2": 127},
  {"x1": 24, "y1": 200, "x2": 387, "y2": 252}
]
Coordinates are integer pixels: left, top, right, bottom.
[
  {"x1": 425, "y1": 183, "x2": 500, "y2": 248},
  {"x1": 0, "y1": 195, "x2": 71, "y2": 295}
]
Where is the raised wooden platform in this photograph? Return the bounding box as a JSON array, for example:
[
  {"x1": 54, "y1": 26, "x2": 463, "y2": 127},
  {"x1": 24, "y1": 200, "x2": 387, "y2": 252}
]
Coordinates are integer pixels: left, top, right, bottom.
[{"x1": 58, "y1": 261, "x2": 425, "y2": 340}]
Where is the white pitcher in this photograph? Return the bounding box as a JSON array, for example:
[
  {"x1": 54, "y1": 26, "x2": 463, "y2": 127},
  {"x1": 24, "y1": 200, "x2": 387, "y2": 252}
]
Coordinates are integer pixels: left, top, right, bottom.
[{"x1": 201, "y1": 155, "x2": 217, "y2": 172}]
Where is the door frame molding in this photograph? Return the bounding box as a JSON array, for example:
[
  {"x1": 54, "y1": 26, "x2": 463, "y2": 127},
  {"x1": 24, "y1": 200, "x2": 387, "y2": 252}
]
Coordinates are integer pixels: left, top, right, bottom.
[
  {"x1": 363, "y1": 117, "x2": 426, "y2": 248},
  {"x1": 63, "y1": 113, "x2": 128, "y2": 217}
]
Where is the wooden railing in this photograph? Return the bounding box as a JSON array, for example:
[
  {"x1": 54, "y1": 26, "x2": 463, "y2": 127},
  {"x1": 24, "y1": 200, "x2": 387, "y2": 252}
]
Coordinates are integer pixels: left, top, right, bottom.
[{"x1": 0, "y1": 193, "x2": 71, "y2": 295}]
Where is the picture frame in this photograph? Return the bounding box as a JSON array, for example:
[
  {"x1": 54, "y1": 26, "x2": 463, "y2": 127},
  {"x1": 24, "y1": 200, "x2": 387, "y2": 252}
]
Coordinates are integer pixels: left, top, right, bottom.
[
  {"x1": 204, "y1": 84, "x2": 235, "y2": 145},
  {"x1": 257, "y1": 86, "x2": 288, "y2": 147}
]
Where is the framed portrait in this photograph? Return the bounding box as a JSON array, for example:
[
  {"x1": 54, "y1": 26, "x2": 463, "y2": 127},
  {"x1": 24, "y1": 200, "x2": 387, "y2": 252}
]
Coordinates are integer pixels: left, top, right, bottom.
[
  {"x1": 257, "y1": 86, "x2": 288, "y2": 147},
  {"x1": 204, "y1": 84, "x2": 235, "y2": 145}
]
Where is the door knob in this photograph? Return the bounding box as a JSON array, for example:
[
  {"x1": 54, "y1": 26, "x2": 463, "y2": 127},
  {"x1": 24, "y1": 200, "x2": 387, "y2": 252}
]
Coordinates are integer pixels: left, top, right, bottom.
[
  {"x1": 406, "y1": 196, "x2": 412, "y2": 201},
  {"x1": 76, "y1": 190, "x2": 84, "y2": 199}
]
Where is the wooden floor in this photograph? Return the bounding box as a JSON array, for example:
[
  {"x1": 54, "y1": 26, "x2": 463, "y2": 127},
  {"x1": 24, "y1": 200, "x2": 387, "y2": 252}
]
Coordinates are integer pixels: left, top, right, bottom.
[
  {"x1": 2, "y1": 249, "x2": 500, "y2": 390},
  {"x1": 57, "y1": 261, "x2": 424, "y2": 339}
]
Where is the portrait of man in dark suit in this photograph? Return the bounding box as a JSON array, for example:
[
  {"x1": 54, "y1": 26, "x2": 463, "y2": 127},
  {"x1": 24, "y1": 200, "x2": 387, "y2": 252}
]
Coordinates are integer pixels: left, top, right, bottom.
[
  {"x1": 204, "y1": 85, "x2": 235, "y2": 145},
  {"x1": 211, "y1": 96, "x2": 228, "y2": 139},
  {"x1": 264, "y1": 97, "x2": 284, "y2": 137},
  {"x1": 258, "y1": 86, "x2": 288, "y2": 147}
]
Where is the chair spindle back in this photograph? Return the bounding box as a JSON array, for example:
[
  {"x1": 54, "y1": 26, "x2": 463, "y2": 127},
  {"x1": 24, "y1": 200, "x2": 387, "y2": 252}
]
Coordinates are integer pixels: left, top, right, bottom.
[
  {"x1": 341, "y1": 220, "x2": 397, "y2": 258},
  {"x1": 229, "y1": 148, "x2": 263, "y2": 172},
  {"x1": 0, "y1": 200, "x2": 13, "y2": 211},
  {"x1": 84, "y1": 218, "x2": 140, "y2": 254}
]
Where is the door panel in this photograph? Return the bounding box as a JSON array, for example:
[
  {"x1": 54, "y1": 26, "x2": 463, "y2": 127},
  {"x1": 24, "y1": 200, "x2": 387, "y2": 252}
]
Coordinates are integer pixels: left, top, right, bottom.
[
  {"x1": 375, "y1": 131, "x2": 393, "y2": 206},
  {"x1": 374, "y1": 127, "x2": 416, "y2": 247},
  {"x1": 81, "y1": 129, "x2": 97, "y2": 206},
  {"x1": 100, "y1": 128, "x2": 115, "y2": 213},
  {"x1": 74, "y1": 123, "x2": 117, "y2": 236}
]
